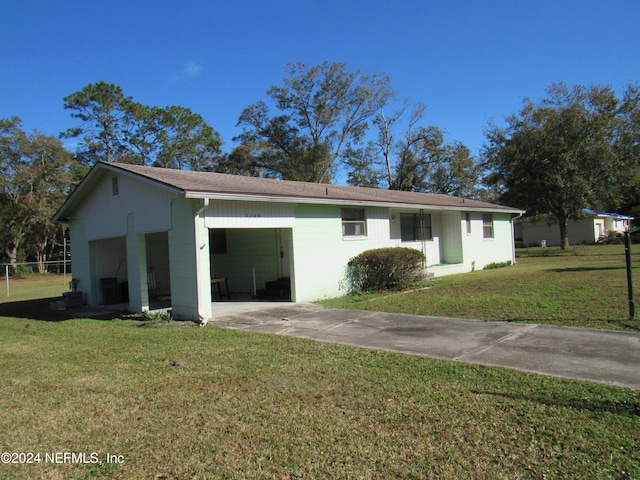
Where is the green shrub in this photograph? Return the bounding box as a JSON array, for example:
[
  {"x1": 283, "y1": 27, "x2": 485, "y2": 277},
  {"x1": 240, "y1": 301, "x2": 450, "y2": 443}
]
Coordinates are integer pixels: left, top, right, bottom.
[
  {"x1": 483, "y1": 260, "x2": 512, "y2": 270},
  {"x1": 347, "y1": 247, "x2": 426, "y2": 292},
  {"x1": 140, "y1": 310, "x2": 173, "y2": 322}
]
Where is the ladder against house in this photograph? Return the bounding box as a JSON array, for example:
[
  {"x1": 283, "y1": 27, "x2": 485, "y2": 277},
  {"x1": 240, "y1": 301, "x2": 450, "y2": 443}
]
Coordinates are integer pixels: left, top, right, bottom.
[{"x1": 254, "y1": 277, "x2": 291, "y2": 301}]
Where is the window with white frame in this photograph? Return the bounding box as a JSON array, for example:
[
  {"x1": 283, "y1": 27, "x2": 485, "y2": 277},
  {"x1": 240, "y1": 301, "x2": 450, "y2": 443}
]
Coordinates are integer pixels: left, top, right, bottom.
[
  {"x1": 482, "y1": 213, "x2": 494, "y2": 239},
  {"x1": 342, "y1": 208, "x2": 367, "y2": 237},
  {"x1": 400, "y1": 213, "x2": 432, "y2": 242}
]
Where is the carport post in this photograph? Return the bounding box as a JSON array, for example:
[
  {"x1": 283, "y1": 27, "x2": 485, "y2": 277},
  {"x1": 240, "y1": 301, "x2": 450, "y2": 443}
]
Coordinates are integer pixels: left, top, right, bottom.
[{"x1": 625, "y1": 231, "x2": 635, "y2": 320}]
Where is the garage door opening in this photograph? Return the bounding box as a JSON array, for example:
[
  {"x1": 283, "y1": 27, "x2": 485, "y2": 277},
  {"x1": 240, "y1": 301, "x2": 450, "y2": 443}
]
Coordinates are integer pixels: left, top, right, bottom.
[{"x1": 209, "y1": 227, "x2": 294, "y2": 303}]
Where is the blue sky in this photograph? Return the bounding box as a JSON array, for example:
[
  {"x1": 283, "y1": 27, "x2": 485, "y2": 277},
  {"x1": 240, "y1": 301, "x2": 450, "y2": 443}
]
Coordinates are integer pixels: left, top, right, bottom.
[{"x1": 2, "y1": 0, "x2": 638, "y2": 178}]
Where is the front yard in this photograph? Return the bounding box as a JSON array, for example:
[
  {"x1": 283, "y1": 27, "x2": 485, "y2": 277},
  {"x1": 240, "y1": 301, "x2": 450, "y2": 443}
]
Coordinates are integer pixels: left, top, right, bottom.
[
  {"x1": 0, "y1": 245, "x2": 638, "y2": 478},
  {"x1": 319, "y1": 244, "x2": 640, "y2": 331}
]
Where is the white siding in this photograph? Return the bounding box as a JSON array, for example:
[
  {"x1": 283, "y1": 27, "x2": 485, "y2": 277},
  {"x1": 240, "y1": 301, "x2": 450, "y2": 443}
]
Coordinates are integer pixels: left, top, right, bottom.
[
  {"x1": 69, "y1": 218, "x2": 98, "y2": 305},
  {"x1": 462, "y1": 212, "x2": 515, "y2": 269},
  {"x1": 389, "y1": 209, "x2": 441, "y2": 265},
  {"x1": 126, "y1": 213, "x2": 149, "y2": 312},
  {"x1": 74, "y1": 173, "x2": 174, "y2": 241},
  {"x1": 292, "y1": 205, "x2": 395, "y2": 301},
  {"x1": 168, "y1": 198, "x2": 212, "y2": 321},
  {"x1": 205, "y1": 200, "x2": 295, "y2": 228}
]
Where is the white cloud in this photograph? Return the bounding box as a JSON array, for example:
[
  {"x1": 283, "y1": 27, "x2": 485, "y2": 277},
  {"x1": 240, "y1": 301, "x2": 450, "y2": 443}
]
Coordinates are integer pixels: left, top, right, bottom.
[{"x1": 169, "y1": 61, "x2": 203, "y2": 83}]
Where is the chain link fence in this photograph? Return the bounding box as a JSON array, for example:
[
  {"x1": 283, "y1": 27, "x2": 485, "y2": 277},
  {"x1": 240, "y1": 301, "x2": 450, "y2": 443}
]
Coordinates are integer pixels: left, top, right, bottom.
[{"x1": 3, "y1": 260, "x2": 72, "y2": 297}]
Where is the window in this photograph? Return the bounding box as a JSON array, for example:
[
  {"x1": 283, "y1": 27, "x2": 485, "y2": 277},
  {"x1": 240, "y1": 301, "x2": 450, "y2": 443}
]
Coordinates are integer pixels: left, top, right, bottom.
[
  {"x1": 209, "y1": 229, "x2": 227, "y2": 254},
  {"x1": 465, "y1": 212, "x2": 472, "y2": 235},
  {"x1": 400, "y1": 213, "x2": 432, "y2": 242},
  {"x1": 342, "y1": 208, "x2": 366, "y2": 237},
  {"x1": 482, "y1": 214, "x2": 494, "y2": 239}
]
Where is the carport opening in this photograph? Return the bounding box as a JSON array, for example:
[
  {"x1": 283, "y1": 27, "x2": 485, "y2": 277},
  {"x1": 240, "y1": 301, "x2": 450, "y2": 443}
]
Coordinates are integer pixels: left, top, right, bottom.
[{"x1": 209, "y1": 227, "x2": 293, "y2": 303}]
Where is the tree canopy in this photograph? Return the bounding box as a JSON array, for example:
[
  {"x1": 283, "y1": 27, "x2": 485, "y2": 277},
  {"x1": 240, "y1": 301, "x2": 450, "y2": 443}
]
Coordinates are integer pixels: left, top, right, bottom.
[
  {"x1": 483, "y1": 82, "x2": 640, "y2": 247},
  {"x1": 231, "y1": 62, "x2": 481, "y2": 193},
  {"x1": 0, "y1": 117, "x2": 74, "y2": 271},
  {"x1": 231, "y1": 62, "x2": 396, "y2": 182},
  {"x1": 62, "y1": 81, "x2": 223, "y2": 170},
  {"x1": 344, "y1": 101, "x2": 483, "y2": 196}
]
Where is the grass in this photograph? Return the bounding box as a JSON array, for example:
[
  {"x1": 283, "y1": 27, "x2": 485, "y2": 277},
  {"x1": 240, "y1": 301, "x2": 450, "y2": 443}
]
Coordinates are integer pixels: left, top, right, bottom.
[
  {"x1": 318, "y1": 244, "x2": 640, "y2": 332},
  {"x1": 0, "y1": 314, "x2": 638, "y2": 479},
  {"x1": 0, "y1": 250, "x2": 639, "y2": 478}
]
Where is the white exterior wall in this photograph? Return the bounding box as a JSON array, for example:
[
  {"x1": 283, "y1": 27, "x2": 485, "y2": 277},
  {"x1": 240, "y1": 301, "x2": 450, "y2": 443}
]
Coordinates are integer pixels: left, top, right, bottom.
[
  {"x1": 65, "y1": 168, "x2": 520, "y2": 307},
  {"x1": 168, "y1": 198, "x2": 212, "y2": 321},
  {"x1": 205, "y1": 200, "x2": 295, "y2": 228},
  {"x1": 462, "y1": 212, "x2": 516, "y2": 269},
  {"x1": 291, "y1": 204, "x2": 394, "y2": 301},
  {"x1": 126, "y1": 214, "x2": 149, "y2": 312},
  {"x1": 73, "y1": 173, "x2": 174, "y2": 241},
  {"x1": 69, "y1": 218, "x2": 98, "y2": 305},
  {"x1": 605, "y1": 217, "x2": 630, "y2": 234},
  {"x1": 388, "y1": 209, "x2": 442, "y2": 265}
]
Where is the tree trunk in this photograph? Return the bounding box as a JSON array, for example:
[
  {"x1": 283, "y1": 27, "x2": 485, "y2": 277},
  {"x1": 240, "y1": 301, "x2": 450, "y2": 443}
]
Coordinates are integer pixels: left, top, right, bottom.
[
  {"x1": 558, "y1": 216, "x2": 569, "y2": 250},
  {"x1": 35, "y1": 234, "x2": 51, "y2": 274},
  {"x1": 36, "y1": 250, "x2": 47, "y2": 274},
  {"x1": 5, "y1": 240, "x2": 19, "y2": 273}
]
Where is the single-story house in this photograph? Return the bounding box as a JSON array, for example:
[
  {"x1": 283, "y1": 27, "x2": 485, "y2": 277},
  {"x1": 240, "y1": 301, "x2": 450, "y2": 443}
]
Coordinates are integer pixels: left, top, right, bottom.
[
  {"x1": 514, "y1": 209, "x2": 633, "y2": 247},
  {"x1": 53, "y1": 162, "x2": 524, "y2": 322}
]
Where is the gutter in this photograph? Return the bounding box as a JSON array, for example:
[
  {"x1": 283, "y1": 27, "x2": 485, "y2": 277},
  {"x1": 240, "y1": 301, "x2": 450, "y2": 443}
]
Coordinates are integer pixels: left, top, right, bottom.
[{"x1": 183, "y1": 191, "x2": 525, "y2": 215}]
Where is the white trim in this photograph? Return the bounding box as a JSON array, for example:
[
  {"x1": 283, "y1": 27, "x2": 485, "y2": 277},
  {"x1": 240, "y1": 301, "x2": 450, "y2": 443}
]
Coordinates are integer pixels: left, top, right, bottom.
[{"x1": 184, "y1": 191, "x2": 522, "y2": 214}]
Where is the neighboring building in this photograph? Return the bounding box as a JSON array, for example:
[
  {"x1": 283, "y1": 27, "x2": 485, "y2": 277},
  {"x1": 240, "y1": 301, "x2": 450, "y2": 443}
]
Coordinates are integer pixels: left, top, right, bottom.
[
  {"x1": 514, "y1": 209, "x2": 633, "y2": 247},
  {"x1": 53, "y1": 162, "x2": 524, "y2": 322}
]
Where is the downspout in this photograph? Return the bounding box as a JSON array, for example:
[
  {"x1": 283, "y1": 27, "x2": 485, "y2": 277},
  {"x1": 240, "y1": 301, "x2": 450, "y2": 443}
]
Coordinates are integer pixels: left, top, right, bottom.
[
  {"x1": 196, "y1": 198, "x2": 209, "y2": 216},
  {"x1": 195, "y1": 198, "x2": 210, "y2": 325}
]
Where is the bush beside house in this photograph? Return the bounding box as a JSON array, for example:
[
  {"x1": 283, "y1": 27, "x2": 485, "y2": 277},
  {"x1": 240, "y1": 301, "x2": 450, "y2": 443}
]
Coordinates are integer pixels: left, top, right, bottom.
[{"x1": 347, "y1": 247, "x2": 426, "y2": 292}]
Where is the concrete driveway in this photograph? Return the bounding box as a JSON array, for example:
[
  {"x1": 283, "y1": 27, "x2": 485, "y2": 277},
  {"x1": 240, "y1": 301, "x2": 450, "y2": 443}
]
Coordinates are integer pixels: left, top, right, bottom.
[{"x1": 210, "y1": 303, "x2": 640, "y2": 390}]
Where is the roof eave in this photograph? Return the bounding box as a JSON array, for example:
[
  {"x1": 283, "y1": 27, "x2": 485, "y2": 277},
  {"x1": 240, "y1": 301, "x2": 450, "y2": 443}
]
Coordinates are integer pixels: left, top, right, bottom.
[
  {"x1": 183, "y1": 190, "x2": 524, "y2": 213},
  {"x1": 53, "y1": 162, "x2": 186, "y2": 223}
]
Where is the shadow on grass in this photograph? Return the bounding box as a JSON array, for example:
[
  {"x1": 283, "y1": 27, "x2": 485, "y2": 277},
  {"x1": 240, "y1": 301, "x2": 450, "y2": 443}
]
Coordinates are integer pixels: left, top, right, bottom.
[
  {"x1": 502, "y1": 317, "x2": 640, "y2": 332},
  {"x1": 550, "y1": 266, "x2": 627, "y2": 273},
  {"x1": 0, "y1": 297, "x2": 125, "y2": 321},
  {"x1": 473, "y1": 390, "x2": 640, "y2": 417}
]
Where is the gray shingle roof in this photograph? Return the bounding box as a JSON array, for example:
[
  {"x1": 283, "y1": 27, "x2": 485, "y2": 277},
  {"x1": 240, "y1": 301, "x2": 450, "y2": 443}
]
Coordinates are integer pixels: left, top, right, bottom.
[{"x1": 109, "y1": 162, "x2": 522, "y2": 213}]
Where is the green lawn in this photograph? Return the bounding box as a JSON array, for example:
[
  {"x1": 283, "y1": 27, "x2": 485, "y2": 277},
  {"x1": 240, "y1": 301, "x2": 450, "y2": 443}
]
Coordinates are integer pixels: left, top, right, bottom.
[
  {"x1": 0, "y1": 250, "x2": 639, "y2": 479},
  {"x1": 319, "y1": 244, "x2": 640, "y2": 332}
]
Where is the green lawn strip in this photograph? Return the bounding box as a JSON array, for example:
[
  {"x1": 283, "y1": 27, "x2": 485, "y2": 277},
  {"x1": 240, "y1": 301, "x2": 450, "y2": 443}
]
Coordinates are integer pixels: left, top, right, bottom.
[
  {"x1": 1, "y1": 274, "x2": 69, "y2": 303},
  {"x1": 0, "y1": 316, "x2": 638, "y2": 479},
  {"x1": 319, "y1": 245, "x2": 640, "y2": 331}
]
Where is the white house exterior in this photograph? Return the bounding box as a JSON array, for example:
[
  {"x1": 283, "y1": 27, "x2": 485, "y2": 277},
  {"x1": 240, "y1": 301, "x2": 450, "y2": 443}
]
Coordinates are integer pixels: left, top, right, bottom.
[
  {"x1": 54, "y1": 162, "x2": 524, "y2": 322},
  {"x1": 515, "y1": 209, "x2": 633, "y2": 247}
]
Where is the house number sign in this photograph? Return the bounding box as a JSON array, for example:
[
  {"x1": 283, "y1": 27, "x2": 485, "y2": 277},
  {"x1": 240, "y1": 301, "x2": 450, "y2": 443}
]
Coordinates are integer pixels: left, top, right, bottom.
[{"x1": 245, "y1": 213, "x2": 262, "y2": 217}]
